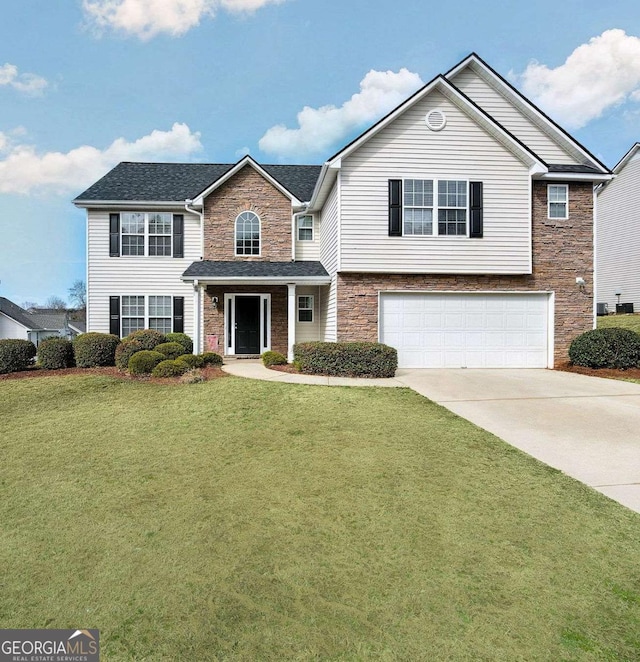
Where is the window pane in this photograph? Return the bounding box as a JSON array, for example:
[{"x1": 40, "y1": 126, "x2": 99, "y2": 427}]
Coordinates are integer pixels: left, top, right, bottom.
[
  {"x1": 148, "y1": 212, "x2": 171, "y2": 235},
  {"x1": 405, "y1": 179, "x2": 433, "y2": 207},
  {"x1": 149, "y1": 318, "x2": 172, "y2": 334},
  {"x1": 549, "y1": 202, "x2": 567, "y2": 218},
  {"x1": 404, "y1": 208, "x2": 433, "y2": 235},
  {"x1": 122, "y1": 296, "x2": 145, "y2": 317},
  {"x1": 121, "y1": 212, "x2": 145, "y2": 234},
  {"x1": 122, "y1": 235, "x2": 144, "y2": 256},
  {"x1": 149, "y1": 296, "x2": 172, "y2": 317},
  {"x1": 438, "y1": 209, "x2": 467, "y2": 235},
  {"x1": 438, "y1": 180, "x2": 466, "y2": 207},
  {"x1": 149, "y1": 236, "x2": 172, "y2": 256},
  {"x1": 298, "y1": 310, "x2": 313, "y2": 322},
  {"x1": 122, "y1": 318, "x2": 145, "y2": 337}
]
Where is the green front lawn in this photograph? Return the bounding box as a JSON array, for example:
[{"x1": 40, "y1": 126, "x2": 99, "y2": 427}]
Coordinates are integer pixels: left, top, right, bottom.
[
  {"x1": 1, "y1": 374, "x2": 639, "y2": 660},
  {"x1": 598, "y1": 313, "x2": 640, "y2": 333}
]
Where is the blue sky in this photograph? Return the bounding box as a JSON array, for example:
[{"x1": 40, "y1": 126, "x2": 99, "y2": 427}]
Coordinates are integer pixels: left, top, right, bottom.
[{"x1": 1, "y1": 0, "x2": 640, "y2": 305}]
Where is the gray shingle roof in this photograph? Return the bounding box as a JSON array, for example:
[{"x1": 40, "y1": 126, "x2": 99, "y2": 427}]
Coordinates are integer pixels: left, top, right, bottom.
[
  {"x1": 74, "y1": 162, "x2": 322, "y2": 204},
  {"x1": 0, "y1": 297, "x2": 40, "y2": 329},
  {"x1": 183, "y1": 260, "x2": 329, "y2": 279},
  {"x1": 28, "y1": 312, "x2": 67, "y2": 331},
  {"x1": 547, "y1": 164, "x2": 605, "y2": 174}
]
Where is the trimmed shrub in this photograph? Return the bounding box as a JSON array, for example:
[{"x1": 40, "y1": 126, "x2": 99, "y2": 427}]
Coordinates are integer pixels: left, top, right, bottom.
[
  {"x1": 165, "y1": 332, "x2": 193, "y2": 355},
  {"x1": 262, "y1": 350, "x2": 287, "y2": 367},
  {"x1": 200, "y1": 352, "x2": 223, "y2": 366},
  {"x1": 124, "y1": 329, "x2": 167, "y2": 351},
  {"x1": 569, "y1": 327, "x2": 640, "y2": 369},
  {"x1": 0, "y1": 339, "x2": 36, "y2": 374},
  {"x1": 180, "y1": 368, "x2": 206, "y2": 384},
  {"x1": 155, "y1": 342, "x2": 186, "y2": 360},
  {"x1": 293, "y1": 341, "x2": 398, "y2": 378},
  {"x1": 152, "y1": 359, "x2": 189, "y2": 378},
  {"x1": 115, "y1": 339, "x2": 145, "y2": 371},
  {"x1": 176, "y1": 353, "x2": 205, "y2": 369},
  {"x1": 73, "y1": 332, "x2": 119, "y2": 368},
  {"x1": 37, "y1": 337, "x2": 74, "y2": 370},
  {"x1": 128, "y1": 350, "x2": 165, "y2": 376}
]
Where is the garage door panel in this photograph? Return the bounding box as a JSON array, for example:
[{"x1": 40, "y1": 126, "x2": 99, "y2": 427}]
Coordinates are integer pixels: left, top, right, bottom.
[{"x1": 380, "y1": 293, "x2": 550, "y2": 368}]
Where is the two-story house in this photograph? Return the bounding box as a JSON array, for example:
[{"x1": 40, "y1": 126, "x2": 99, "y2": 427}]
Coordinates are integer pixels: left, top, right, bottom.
[{"x1": 74, "y1": 53, "x2": 611, "y2": 369}]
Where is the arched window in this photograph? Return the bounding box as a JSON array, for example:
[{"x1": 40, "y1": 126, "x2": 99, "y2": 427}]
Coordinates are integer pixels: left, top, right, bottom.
[{"x1": 235, "y1": 211, "x2": 260, "y2": 255}]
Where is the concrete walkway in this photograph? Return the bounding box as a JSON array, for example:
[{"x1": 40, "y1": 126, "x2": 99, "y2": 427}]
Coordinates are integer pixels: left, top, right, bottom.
[{"x1": 222, "y1": 360, "x2": 640, "y2": 514}]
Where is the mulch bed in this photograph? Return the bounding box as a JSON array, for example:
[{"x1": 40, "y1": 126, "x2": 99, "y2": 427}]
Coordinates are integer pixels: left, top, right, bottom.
[
  {"x1": 268, "y1": 364, "x2": 300, "y2": 374},
  {"x1": 0, "y1": 365, "x2": 227, "y2": 384},
  {"x1": 556, "y1": 361, "x2": 640, "y2": 380}
]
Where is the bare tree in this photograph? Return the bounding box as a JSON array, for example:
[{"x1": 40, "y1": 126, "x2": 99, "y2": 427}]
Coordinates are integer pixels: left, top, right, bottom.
[
  {"x1": 44, "y1": 295, "x2": 67, "y2": 311},
  {"x1": 21, "y1": 301, "x2": 39, "y2": 311},
  {"x1": 68, "y1": 280, "x2": 86, "y2": 309}
]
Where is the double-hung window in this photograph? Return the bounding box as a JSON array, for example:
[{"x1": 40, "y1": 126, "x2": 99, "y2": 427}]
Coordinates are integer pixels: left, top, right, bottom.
[
  {"x1": 120, "y1": 212, "x2": 174, "y2": 256},
  {"x1": 403, "y1": 179, "x2": 468, "y2": 236},
  {"x1": 548, "y1": 184, "x2": 568, "y2": 219},
  {"x1": 297, "y1": 295, "x2": 314, "y2": 322},
  {"x1": 297, "y1": 215, "x2": 314, "y2": 241},
  {"x1": 119, "y1": 295, "x2": 175, "y2": 337}
]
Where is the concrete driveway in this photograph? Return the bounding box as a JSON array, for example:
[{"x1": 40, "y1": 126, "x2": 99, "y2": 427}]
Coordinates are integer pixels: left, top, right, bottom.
[{"x1": 394, "y1": 369, "x2": 640, "y2": 514}]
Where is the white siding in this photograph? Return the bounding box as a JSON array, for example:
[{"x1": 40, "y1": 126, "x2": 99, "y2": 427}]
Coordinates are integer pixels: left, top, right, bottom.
[
  {"x1": 87, "y1": 209, "x2": 199, "y2": 336},
  {"x1": 340, "y1": 91, "x2": 532, "y2": 274},
  {"x1": 597, "y1": 154, "x2": 640, "y2": 310},
  {"x1": 0, "y1": 312, "x2": 29, "y2": 340},
  {"x1": 319, "y1": 182, "x2": 339, "y2": 341},
  {"x1": 295, "y1": 215, "x2": 320, "y2": 260},
  {"x1": 295, "y1": 286, "x2": 321, "y2": 343},
  {"x1": 451, "y1": 68, "x2": 578, "y2": 165}
]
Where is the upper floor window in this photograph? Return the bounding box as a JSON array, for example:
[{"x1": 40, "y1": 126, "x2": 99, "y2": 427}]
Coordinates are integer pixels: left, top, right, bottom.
[
  {"x1": 120, "y1": 212, "x2": 174, "y2": 257},
  {"x1": 404, "y1": 179, "x2": 467, "y2": 236},
  {"x1": 297, "y1": 215, "x2": 314, "y2": 241},
  {"x1": 235, "y1": 211, "x2": 260, "y2": 256},
  {"x1": 548, "y1": 184, "x2": 568, "y2": 219}
]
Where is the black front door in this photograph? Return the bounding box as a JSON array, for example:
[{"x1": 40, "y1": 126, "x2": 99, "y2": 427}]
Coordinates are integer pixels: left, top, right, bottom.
[{"x1": 235, "y1": 296, "x2": 261, "y2": 354}]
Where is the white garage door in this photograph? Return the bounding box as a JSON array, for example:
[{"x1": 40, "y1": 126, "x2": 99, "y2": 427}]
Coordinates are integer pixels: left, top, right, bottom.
[{"x1": 380, "y1": 293, "x2": 550, "y2": 368}]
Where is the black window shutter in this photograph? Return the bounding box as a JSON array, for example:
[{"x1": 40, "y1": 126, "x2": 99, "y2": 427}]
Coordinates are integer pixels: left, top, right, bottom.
[
  {"x1": 109, "y1": 296, "x2": 120, "y2": 336},
  {"x1": 173, "y1": 297, "x2": 184, "y2": 333},
  {"x1": 173, "y1": 214, "x2": 184, "y2": 258},
  {"x1": 388, "y1": 180, "x2": 403, "y2": 236},
  {"x1": 469, "y1": 182, "x2": 483, "y2": 238},
  {"x1": 109, "y1": 213, "x2": 120, "y2": 257}
]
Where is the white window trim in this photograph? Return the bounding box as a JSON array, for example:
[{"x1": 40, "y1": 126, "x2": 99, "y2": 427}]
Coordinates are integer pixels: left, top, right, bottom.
[
  {"x1": 297, "y1": 295, "x2": 314, "y2": 323},
  {"x1": 234, "y1": 211, "x2": 262, "y2": 257},
  {"x1": 297, "y1": 215, "x2": 314, "y2": 242},
  {"x1": 121, "y1": 294, "x2": 173, "y2": 336},
  {"x1": 402, "y1": 178, "x2": 469, "y2": 237},
  {"x1": 121, "y1": 212, "x2": 173, "y2": 258},
  {"x1": 547, "y1": 184, "x2": 568, "y2": 220},
  {"x1": 224, "y1": 293, "x2": 271, "y2": 355}
]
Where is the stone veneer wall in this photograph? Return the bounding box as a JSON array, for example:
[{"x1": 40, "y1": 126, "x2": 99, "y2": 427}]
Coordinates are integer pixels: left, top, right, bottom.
[
  {"x1": 203, "y1": 285, "x2": 288, "y2": 356},
  {"x1": 203, "y1": 165, "x2": 292, "y2": 261},
  {"x1": 336, "y1": 181, "x2": 594, "y2": 365}
]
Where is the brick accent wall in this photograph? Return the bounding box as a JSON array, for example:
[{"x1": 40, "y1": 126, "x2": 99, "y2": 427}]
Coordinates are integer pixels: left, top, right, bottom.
[
  {"x1": 336, "y1": 181, "x2": 594, "y2": 365},
  {"x1": 203, "y1": 285, "x2": 289, "y2": 356},
  {"x1": 203, "y1": 165, "x2": 292, "y2": 261}
]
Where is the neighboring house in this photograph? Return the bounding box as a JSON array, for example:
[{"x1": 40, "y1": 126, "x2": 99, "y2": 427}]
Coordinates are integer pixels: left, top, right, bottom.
[
  {"x1": 74, "y1": 53, "x2": 611, "y2": 369},
  {"x1": 596, "y1": 143, "x2": 640, "y2": 314},
  {"x1": 0, "y1": 298, "x2": 82, "y2": 346}
]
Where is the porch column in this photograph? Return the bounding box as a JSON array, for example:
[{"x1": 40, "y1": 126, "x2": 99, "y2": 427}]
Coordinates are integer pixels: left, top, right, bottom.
[{"x1": 287, "y1": 283, "x2": 296, "y2": 362}]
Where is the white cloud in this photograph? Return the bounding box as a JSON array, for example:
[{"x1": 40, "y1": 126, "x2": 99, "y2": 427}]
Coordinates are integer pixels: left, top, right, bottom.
[
  {"x1": 512, "y1": 29, "x2": 640, "y2": 129},
  {"x1": 0, "y1": 63, "x2": 48, "y2": 96},
  {"x1": 259, "y1": 68, "x2": 424, "y2": 158},
  {"x1": 0, "y1": 122, "x2": 202, "y2": 195},
  {"x1": 83, "y1": 0, "x2": 284, "y2": 40}
]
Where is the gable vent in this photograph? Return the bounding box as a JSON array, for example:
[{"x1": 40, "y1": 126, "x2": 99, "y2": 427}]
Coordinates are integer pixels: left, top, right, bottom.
[{"x1": 425, "y1": 109, "x2": 447, "y2": 131}]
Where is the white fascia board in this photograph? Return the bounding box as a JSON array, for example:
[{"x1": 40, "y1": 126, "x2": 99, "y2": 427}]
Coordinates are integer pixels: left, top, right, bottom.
[
  {"x1": 0, "y1": 310, "x2": 31, "y2": 330},
  {"x1": 306, "y1": 162, "x2": 338, "y2": 213},
  {"x1": 612, "y1": 143, "x2": 640, "y2": 174},
  {"x1": 181, "y1": 276, "x2": 331, "y2": 286},
  {"x1": 536, "y1": 172, "x2": 613, "y2": 182},
  {"x1": 446, "y1": 55, "x2": 610, "y2": 174},
  {"x1": 192, "y1": 155, "x2": 302, "y2": 206},
  {"x1": 73, "y1": 200, "x2": 189, "y2": 209}
]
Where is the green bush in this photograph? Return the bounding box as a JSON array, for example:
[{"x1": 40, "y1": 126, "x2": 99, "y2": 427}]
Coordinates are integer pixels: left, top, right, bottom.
[
  {"x1": 293, "y1": 342, "x2": 398, "y2": 378},
  {"x1": 152, "y1": 359, "x2": 189, "y2": 378},
  {"x1": 0, "y1": 339, "x2": 36, "y2": 374},
  {"x1": 155, "y1": 342, "x2": 186, "y2": 360},
  {"x1": 165, "y1": 332, "x2": 193, "y2": 355},
  {"x1": 124, "y1": 329, "x2": 167, "y2": 351},
  {"x1": 176, "y1": 354, "x2": 205, "y2": 369},
  {"x1": 115, "y1": 339, "x2": 145, "y2": 370},
  {"x1": 73, "y1": 332, "x2": 119, "y2": 368},
  {"x1": 262, "y1": 350, "x2": 287, "y2": 367},
  {"x1": 200, "y1": 352, "x2": 223, "y2": 366},
  {"x1": 569, "y1": 327, "x2": 640, "y2": 369},
  {"x1": 128, "y1": 350, "x2": 165, "y2": 376},
  {"x1": 37, "y1": 337, "x2": 74, "y2": 370}
]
